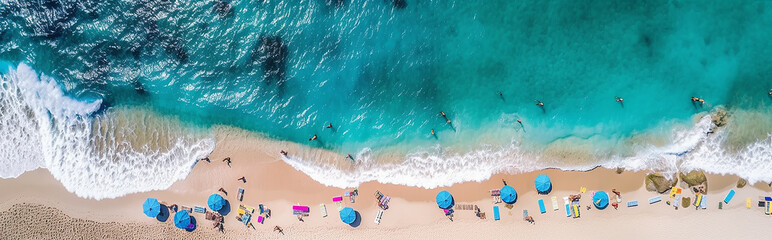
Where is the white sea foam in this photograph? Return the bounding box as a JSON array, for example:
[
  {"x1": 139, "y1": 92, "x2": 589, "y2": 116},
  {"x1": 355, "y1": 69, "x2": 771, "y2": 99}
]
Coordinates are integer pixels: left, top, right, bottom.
[
  {"x1": 0, "y1": 63, "x2": 215, "y2": 199},
  {"x1": 283, "y1": 113, "x2": 772, "y2": 189}
]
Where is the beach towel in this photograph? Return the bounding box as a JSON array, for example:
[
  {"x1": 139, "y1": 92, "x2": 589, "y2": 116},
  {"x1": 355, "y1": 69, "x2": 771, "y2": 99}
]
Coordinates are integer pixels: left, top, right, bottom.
[
  {"x1": 565, "y1": 204, "x2": 571, "y2": 217},
  {"x1": 523, "y1": 209, "x2": 529, "y2": 219},
  {"x1": 695, "y1": 194, "x2": 703, "y2": 207},
  {"x1": 627, "y1": 201, "x2": 638, "y2": 207},
  {"x1": 563, "y1": 196, "x2": 569, "y2": 205},
  {"x1": 649, "y1": 196, "x2": 662, "y2": 204},
  {"x1": 669, "y1": 187, "x2": 682, "y2": 198},
  {"x1": 538, "y1": 199, "x2": 546, "y2": 213},
  {"x1": 237, "y1": 188, "x2": 245, "y2": 202},
  {"x1": 699, "y1": 195, "x2": 707, "y2": 209},
  {"x1": 551, "y1": 196, "x2": 559, "y2": 211},
  {"x1": 747, "y1": 198, "x2": 752, "y2": 209},
  {"x1": 293, "y1": 205, "x2": 310, "y2": 212},
  {"x1": 724, "y1": 190, "x2": 735, "y2": 204},
  {"x1": 194, "y1": 206, "x2": 206, "y2": 213},
  {"x1": 374, "y1": 210, "x2": 384, "y2": 225},
  {"x1": 572, "y1": 205, "x2": 580, "y2": 218},
  {"x1": 493, "y1": 206, "x2": 500, "y2": 220},
  {"x1": 766, "y1": 202, "x2": 772, "y2": 215},
  {"x1": 320, "y1": 204, "x2": 327, "y2": 217}
]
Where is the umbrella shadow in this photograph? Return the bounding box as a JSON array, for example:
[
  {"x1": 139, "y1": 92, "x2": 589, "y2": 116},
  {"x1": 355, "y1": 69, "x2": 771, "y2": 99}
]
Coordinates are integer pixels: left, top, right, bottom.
[
  {"x1": 217, "y1": 200, "x2": 232, "y2": 216},
  {"x1": 538, "y1": 185, "x2": 553, "y2": 195},
  {"x1": 156, "y1": 205, "x2": 170, "y2": 222},
  {"x1": 349, "y1": 211, "x2": 362, "y2": 227},
  {"x1": 185, "y1": 217, "x2": 197, "y2": 232}
]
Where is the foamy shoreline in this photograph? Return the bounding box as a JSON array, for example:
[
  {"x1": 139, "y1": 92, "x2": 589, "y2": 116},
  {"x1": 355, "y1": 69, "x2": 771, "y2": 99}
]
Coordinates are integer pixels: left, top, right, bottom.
[{"x1": 2, "y1": 128, "x2": 772, "y2": 239}]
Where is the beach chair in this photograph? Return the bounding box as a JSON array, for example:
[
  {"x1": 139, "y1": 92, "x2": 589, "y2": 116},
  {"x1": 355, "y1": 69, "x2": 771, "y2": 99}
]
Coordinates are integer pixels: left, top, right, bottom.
[
  {"x1": 724, "y1": 190, "x2": 735, "y2": 204},
  {"x1": 648, "y1": 196, "x2": 662, "y2": 204},
  {"x1": 375, "y1": 191, "x2": 383, "y2": 200},
  {"x1": 237, "y1": 188, "x2": 245, "y2": 202},
  {"x1": 493, "y1": 206, "x2": 500, "y2": 220},
  {"x1": 194, "y1": 206, "x2": 206, "y2": 213},
  {"x1": 551, "y1": 196, "x2": 559, "y2": 211},
  {"x1": 490, "y1": 189, "x2": 501, "y2": 204},
  {"x1": 580, "y1": 186, "x2": 586, "y2": 193},
  {"x1": 747, "y1": 198, "x2": 752, "y2": 209},
  {"x1": 538, "y1": 199, "x2": 546, "y2": 213},
  {"x1": 241, "y1": 212, "x2": 252, "y2": 226},
  {"x1": 379, "y1": 196, "x2": 391, "y2": 210},
  {"x1": 320, "y1": 204, "x2": 328, "y2": 217},
  {"x1": 374, "y1": 209, "x2": 384, "y2": 225},
  {"x1": 333, "y1": 196, "x2": 344, "y2": 210},
  {"x1": 627, "y1": 201, "x2": 638, "y2": 207},
  {"x1": 565, "y1": 204, "x2": 571, "y2": 217}
]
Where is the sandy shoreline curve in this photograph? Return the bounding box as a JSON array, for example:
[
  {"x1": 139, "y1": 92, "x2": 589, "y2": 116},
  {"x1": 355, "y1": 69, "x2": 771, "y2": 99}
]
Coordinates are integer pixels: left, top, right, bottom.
[{"x1": 1, "y1": 128, "x2": 771, "y2": 239}]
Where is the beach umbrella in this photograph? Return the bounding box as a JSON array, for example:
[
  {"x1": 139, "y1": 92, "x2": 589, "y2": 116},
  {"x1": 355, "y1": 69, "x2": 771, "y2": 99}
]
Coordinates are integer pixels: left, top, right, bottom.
[
  {"x1": 593, "y1": 191, "x2": 610, "y2": 209},
  {"x1": 436, "y1": 190, "x2": 454, "y2": 209},
  {"x1": 207, "y1": 194, "x2": 226, "y2": 211},
  {"x1": 174, "y1": 210, "x2": 191, "y2": 229},
  {"x1": 500, "y1": 185, "x2": 518, "y2": 204},
  {"x1": 142, "y1": 198, "x2": 161, "y2": 218},
  {"x1": 534, "y1": 174, "x2": 552, "y2": 194},
  {"x1": 339, "y1": 207, "x2": 356, "y2": 224}
]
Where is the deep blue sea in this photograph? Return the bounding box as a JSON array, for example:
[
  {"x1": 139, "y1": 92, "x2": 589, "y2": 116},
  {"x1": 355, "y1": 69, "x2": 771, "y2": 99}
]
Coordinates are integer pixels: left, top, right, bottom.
[{"x1": 1, "y1": 0, "x2": 771, "y2": 198}]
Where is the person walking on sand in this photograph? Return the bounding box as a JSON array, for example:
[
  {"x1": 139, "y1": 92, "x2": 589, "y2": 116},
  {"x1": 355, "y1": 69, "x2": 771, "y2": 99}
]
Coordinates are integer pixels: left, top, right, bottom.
[
  {"x1": 346, "y1": 154, "x2": 354, "y2": 162},
  {"x1": 237, "y1": 176, "x2": 246, "y2": 183},
  {"x1": 280, "y1": 150, "x2": 288, "y2": 156},
  {"x1": 309, "y1": 134, "x2": 317, "y2": 141},
  {"x1": 223, "y1": 157, "x2": 231, "y2": 167},
  {"x1": 274, "y1": 226, "x2": 284, "y2": 235},
  {"x1": 201, "y1": 157, "x2": 210, "y2": 163},
  {"x1": 218, "y1": 187, "x2": 228, "y2": 195}
]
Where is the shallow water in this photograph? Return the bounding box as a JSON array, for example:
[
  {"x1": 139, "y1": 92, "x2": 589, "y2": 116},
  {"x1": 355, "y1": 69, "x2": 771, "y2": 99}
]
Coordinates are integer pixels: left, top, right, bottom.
[{"x1": 1, "y1": 0, "x2": 772, "y2": 195}]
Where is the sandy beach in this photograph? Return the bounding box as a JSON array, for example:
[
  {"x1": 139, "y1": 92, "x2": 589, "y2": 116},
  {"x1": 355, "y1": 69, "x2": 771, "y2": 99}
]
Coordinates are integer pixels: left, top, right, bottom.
[{"x1": 1, "y1": 129, "x2": 770, "y2": 240}]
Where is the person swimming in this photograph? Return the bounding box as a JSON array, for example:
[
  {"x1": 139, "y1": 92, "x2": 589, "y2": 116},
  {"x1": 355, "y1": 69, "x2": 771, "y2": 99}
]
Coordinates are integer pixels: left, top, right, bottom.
[
  {"x1": 691, "y1": 96, "x2": 699, "y2": 102},
  {"x1": 768, "y1": 89, "x2": 771, "y2": 96},
  {"x1": 615, "y1": 96, "x2": 623, "y2": 102},
  {"x1": 345, "y1": 154, "x2": 354, "y2": 161},
  {"x1": 535, "y1": 100, "x2": 544, "y2": 106},
  {"x1": 431, "y1": 129, "x2": 435, "y2": 135},
  {"x1": 440, "y1": 111, "x2": 451, "y2": 123},
  {"x1": 517, "y1": 119, "x2": 522, "y2": 124},
  {"x1": 309, "y1": 135, "x2": 317, "y2": 141},
  {"x1": 326, "y1": 123, "x2": 333, "y2": 129}
]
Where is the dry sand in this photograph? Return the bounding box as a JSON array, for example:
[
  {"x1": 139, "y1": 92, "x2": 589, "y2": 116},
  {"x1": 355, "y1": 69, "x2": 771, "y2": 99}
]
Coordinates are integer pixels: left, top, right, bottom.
[{"x1": 1, "y1": 130, "x2": 771, "y2": 239}]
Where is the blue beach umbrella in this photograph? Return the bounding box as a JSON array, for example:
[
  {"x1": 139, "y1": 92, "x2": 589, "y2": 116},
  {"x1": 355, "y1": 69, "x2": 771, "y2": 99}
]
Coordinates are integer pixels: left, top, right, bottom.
[
  {"x1": 534, "y1": 174, "x2": 552, "y2": 194},
  {"x1": 174, "y1": 210, "x2": 192, "y2": 229},
  {"x1": 339, "y1": 207, "x2": 356, "y2": 224},
  {"x1": 142, "y1": 198, "x2": 161, "y2": 218},
  {"x1": 207, "y1": 194, "x2": 225, "y2": 211},
  {"x1": 500, "y1": 185, "x2": 518, "y2": 204},
  {"x1": 436, "y1": 190, "x2": 454, "y2": 209},
  {"x1": 593, "y1": 191, "x2": 610, "y2": 209}
]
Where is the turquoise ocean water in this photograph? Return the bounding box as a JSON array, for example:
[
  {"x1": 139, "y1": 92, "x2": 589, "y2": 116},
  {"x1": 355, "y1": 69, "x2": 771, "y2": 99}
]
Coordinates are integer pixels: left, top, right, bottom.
[{"x1": 1, "y1": 0, "x2": 772, "y2": 196}]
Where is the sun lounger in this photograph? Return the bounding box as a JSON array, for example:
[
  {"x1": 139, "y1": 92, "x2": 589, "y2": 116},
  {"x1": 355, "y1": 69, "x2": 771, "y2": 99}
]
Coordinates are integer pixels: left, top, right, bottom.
[
  {"x1": 374, "y1": 209, "x2": 384, "y2": 225},
  {"x1": 627, "y1": 201, "x2": 638, "y2": 207},
  {"x1": 649, "y1": 196, "x2": 662, "y2": 204},
  {"x1": 379, "y1": 196, "x2": 391, "y2": 210},
  {"x1": 493, "y1": 206, "x2": 500, "y2": 220},
  {"x1": 551, "y1": 197, "x2": 559, "y2": 211},
  {"x1": 724, "y1": 190, "x2": 735, "y2": 204},
  {"x1": 538, "y1": 199, "x2": 546, "y2": 213},
  {"x1": 320, "y1": 204, "x2": 328, "y2": 217},
  {"x1": 237, "y1": 188, "x2": 244, "y2": 202},
  {"x1": 194, "y1": 206, "x2": 206, "y2": 213}
]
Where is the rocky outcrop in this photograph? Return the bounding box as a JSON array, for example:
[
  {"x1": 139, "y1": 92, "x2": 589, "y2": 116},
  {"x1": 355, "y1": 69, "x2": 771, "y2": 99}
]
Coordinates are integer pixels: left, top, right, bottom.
[
  {"x1": 680, "y1": 171, "x2": 708, "y2": 194},
  {"x1": 645, "y1": 173, "x2": 677, "y2": 193}
]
